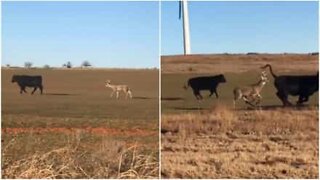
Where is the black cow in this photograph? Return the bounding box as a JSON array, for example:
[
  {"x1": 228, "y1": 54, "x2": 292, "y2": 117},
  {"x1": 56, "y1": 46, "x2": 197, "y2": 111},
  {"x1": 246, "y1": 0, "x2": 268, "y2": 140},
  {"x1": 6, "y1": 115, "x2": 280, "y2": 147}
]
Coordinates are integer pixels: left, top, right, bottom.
[
  {"x1": 184, "y1": 74, "x2": 226, "y2": 100},
  {"x1": 261, "y1": 64, "x2": 318, "y2": 106},
  {"x1": 11, "y1": 75, "x2": 43, "y2": 94}
]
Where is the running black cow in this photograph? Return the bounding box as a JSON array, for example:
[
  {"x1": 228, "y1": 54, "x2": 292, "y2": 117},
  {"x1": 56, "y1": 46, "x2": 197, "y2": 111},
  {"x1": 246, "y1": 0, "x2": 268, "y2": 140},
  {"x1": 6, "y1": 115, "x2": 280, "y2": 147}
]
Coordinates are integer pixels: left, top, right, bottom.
[
  {"x1": 184, "y1": 74, "x2": 226, "y2": 100},
  {"x1": 11, "y1": 75, "x2": 43, "y2": 94},
  {"x1": 261, "y1": 64, "x2": 318, "y2": 106}
]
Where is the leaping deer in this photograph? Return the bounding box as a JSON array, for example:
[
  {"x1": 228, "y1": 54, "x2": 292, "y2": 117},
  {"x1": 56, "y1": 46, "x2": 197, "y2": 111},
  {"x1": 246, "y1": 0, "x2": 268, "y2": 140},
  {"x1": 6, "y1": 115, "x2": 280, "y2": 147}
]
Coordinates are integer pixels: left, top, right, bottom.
[{"x1": 233, "y1": 71, "x2": 269, "y2": 108}]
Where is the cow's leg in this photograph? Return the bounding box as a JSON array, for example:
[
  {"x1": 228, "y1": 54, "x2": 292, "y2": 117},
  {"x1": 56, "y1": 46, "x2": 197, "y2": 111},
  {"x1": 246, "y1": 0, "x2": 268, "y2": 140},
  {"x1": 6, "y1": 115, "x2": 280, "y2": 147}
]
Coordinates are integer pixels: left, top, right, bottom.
[
  {"x1": 276, "y1": 91, "x2": 285, "y2": 106},
  {"x1": 193, "y1": 90, "x2": 199, "y2": 100},
  {"x1": 276, "y1": 91, "x2": 291, "y2": 106},
  {"x1": 297, "y1": 95, "x2": 309, "y2": 105},
  {"x1": 39, "y1": 85, "x2": 43, "y2": 94},
  {"x1": 214, "y1": 90, "x2": 219, "y2": 98},
  {"x1": 21, "y1": 86, "x2": 27, "y2": 94},
  {"x1": 31, "y1": 87, "x2": 37, "y2": 94},
  {"x1": 297, "y1": 95, "x2": 304, "y2": 105},
  {"x1": 197, "y1": 92, "x2": 203, "y2": 100},
  {"x1": 208, "y1": 89, "x2": 214, "y2": 97}
]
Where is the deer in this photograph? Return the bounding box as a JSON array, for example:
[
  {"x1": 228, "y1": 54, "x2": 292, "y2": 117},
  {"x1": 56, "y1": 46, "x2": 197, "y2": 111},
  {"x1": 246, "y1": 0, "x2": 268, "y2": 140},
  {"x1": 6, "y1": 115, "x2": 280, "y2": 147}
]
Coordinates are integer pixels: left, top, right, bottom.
[
  {"x1": 105, "y1": 80, "x2": 132, "y2": 99},
  {"x1": 233, "y1": 71, "x2": 268, "y2": 108}
]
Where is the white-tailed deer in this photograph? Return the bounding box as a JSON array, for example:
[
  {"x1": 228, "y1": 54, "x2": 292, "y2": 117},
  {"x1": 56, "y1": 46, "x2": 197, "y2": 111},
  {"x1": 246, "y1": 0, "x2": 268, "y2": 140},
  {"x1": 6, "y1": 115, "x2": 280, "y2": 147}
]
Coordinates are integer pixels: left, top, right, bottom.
[
  {"x1": 105, "y1": 80, "x2": 132, "y2": 99},
  {"x1": 233, "y1": 71, "x2": 268, "y2": 108}
]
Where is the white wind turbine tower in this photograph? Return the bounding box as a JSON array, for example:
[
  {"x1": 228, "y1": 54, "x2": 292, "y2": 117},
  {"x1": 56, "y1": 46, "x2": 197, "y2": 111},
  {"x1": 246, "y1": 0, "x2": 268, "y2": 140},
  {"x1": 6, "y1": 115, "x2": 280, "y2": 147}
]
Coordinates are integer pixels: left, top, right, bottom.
[{"x1": 179, "y1": 0, "x2": 191, "y2": 55}]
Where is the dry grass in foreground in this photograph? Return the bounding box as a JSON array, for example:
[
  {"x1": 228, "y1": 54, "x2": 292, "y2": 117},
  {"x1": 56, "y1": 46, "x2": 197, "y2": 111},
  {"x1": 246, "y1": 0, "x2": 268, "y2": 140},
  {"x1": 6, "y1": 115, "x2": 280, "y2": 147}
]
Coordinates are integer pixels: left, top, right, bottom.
[
  {"x1": 161, "y1": 105, "x2": 318, "y2": 178},
  {"x1": 2, "y1": 134, "x2": 158, "y2": 179}
]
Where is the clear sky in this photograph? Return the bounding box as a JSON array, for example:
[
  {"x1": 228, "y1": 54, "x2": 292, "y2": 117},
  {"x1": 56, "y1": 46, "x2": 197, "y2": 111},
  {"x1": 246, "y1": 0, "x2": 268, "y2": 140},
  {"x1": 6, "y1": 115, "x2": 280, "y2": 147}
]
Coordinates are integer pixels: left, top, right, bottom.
[
  {"x1": 2, "y1": 1, "x2": 159, "y2": 68},
  {"x1": 162, "y1": 1, "x2": 318, "y2": 55}
]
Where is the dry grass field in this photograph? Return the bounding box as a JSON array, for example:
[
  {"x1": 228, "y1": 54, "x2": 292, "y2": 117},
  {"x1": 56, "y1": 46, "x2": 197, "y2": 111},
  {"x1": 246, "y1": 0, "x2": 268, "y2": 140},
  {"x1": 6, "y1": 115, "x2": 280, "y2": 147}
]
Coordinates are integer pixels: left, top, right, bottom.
[
  {"x1": 161, "y1": 54, "x2": 319, "y2": 178},
  {"x1": 2, "y1": 68, "x2": 159, "y2": 178}
]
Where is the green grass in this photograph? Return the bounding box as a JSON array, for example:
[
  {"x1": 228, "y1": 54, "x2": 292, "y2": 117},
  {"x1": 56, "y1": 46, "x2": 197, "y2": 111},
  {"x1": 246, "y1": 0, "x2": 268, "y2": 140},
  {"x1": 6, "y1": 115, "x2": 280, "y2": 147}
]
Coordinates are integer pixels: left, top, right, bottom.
[{"x1": 162, "y1": 71, "x2": 318, "y2": 114}]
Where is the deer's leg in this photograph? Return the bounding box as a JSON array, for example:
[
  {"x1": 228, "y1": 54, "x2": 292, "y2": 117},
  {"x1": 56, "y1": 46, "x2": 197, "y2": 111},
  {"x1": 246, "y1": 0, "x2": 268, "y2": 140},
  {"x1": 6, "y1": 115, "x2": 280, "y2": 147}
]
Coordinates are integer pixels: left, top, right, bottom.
[
  {"x1": 110, "y1": 90, "x2": 115, "y2": 97},
  {"x1": 116, "y1": 91, "x2": 119, "y2": 99},
  {"x1": 255, "y1": 94, "x2": 262, "y2": 105},
  {"x1": 233, "y1": 92, "x2": 241, "y2": 109},
  {"x1": 243, "y1": 96, "x2": 255, "y2": 107},
  {"x1": 125, "y1": 90, "x2": 130, "y2": 99},
  {"x1": 127, "y1": 90, "x2": 132, "y2": 99}
]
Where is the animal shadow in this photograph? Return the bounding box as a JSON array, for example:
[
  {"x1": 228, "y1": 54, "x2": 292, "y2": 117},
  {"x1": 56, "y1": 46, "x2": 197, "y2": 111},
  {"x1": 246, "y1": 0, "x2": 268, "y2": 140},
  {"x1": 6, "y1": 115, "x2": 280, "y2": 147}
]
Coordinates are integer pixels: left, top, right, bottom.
[
  {"x1": 133, "y1": 96, "x2": 153, "y2": 100},
  {"x1": 45, "y1": 93, "x2": 77, "y2": 96},
  {"x1": 173, "y1": 107, "x2": 206, "y2": 111},
  {"x1": 237, "y1": 104, "x2": 317, "y2": 111},
  {"x1": 161, "y1": 97, "x2": 184, "y2": 101}
]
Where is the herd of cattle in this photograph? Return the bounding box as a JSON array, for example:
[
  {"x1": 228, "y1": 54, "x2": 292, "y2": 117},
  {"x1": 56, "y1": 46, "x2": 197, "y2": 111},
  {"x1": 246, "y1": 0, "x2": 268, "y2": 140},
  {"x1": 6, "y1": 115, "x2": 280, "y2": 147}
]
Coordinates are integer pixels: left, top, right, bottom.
[
  {"x1": 11, "y1": 64, "x2": 319, "y2": 108},
  {"x1": 184, "y1": 64, "x2": 318, "y2": 107}
]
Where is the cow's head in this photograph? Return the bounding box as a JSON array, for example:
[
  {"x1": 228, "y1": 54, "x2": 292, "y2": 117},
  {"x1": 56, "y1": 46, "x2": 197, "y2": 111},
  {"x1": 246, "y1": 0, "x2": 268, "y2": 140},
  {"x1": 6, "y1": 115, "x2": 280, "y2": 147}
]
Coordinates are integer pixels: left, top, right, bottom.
[
  {"x1": 218, "y1": 74, "x2": 227, "y2": 83},
  {"x1": 11, "y1": 75, "x2": 18, "y2": 83}
]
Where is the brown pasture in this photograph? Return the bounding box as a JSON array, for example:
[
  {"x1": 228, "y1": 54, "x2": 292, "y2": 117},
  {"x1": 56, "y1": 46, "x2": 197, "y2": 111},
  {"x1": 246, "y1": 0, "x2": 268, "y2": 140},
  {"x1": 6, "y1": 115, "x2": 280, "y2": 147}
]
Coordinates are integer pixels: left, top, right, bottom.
[
  {"x1": 161, "y1": 54, "x2": 319, "y2": 178},
  {"x1": 2, "y1": 68, "x2": 159, "y2": 178}
]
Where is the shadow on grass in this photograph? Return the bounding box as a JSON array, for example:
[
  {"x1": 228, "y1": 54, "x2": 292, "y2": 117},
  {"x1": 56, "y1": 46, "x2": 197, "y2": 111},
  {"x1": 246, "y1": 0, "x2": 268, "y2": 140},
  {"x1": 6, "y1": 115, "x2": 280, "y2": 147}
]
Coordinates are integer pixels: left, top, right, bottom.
[
  {"x1": 161, "y1": 97, "x2": 184, "y2": 101},
  {"x1": 236, "y1": 104, "x2": 318, "y2": 111},
  {"x1": 133, "y1": 96, "x2": 154, "y2": 100},
  {"x1": 173, "y1": 107, "x2": 206, "y2": 111},
  {"x1": 45, "y1": 93, "x2": 77, "y2": 96}
]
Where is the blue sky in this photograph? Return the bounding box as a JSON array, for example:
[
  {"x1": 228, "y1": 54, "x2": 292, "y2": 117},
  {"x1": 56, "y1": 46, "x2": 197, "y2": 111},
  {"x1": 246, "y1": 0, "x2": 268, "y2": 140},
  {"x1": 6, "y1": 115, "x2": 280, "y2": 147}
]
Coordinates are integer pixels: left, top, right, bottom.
[
  {"x1": 162, "y1": 1, "x2": 318, "y2": 55},
  {"x1": 2, "y1": 1, "x2": 159, "y2": 68}
]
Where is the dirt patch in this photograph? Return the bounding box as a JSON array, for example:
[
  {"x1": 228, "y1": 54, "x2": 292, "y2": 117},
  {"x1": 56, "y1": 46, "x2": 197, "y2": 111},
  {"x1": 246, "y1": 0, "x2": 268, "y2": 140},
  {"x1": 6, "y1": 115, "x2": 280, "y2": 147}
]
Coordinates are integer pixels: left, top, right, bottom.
[{"x1": 2, "y1": 127, "x2": 157, "y2": 137}]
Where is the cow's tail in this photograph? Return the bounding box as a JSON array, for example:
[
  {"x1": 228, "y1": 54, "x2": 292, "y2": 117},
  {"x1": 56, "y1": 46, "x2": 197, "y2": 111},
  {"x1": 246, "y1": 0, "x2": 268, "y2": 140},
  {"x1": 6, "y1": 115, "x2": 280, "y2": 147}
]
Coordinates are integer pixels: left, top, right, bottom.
[
  {"x1": 261, "y1": 64, "x2": 277, "y2": 78},
  {"x1": 183, "y1": 80, "x2": 190, "y2": 90}
]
